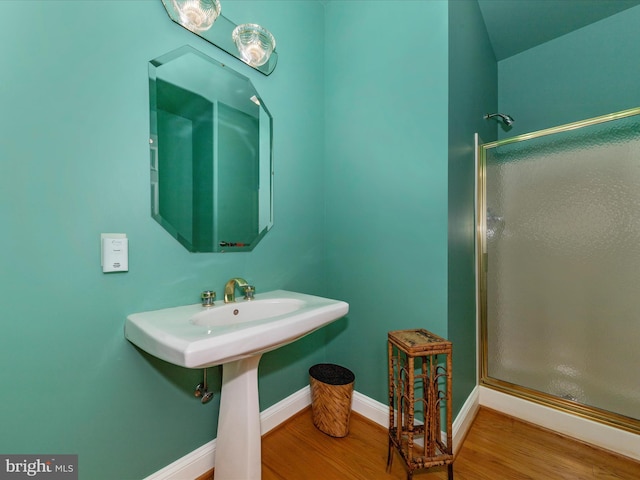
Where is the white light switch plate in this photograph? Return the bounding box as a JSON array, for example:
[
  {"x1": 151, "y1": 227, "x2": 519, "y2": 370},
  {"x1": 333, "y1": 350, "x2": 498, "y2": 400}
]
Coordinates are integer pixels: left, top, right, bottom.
[{"x1": 101, "y1": 233, "x2": 128, "y2": 273}]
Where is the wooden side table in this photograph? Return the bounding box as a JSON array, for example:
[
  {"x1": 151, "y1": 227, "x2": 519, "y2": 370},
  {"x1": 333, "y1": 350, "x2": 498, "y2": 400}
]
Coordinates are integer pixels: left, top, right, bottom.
[{"x1": 387, "y1": 329, "x2": 453, "y2": 480}]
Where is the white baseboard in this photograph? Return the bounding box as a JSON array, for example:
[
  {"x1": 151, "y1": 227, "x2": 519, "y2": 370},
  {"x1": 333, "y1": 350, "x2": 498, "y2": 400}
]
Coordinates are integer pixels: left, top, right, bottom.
[
  {"x1": 145, "y1": 386, "x2": 479, "y2": 479},
  {"x1": 452, "y1": 386, "x2": 480, "y2": 454},
  {"x1": 143, "y1": 388, "x2": 312, "y2": 480},
  {"x1": 260, "y1": 386, "x2": 312, "y2": 435},
  {"x1": 351, "y1": 390, "x2": 388, "y2": 427},
  {"x1": 143, "y1": 437, "x2": 216, "y2": 480},
  {"x1": 479, "y1": 385, "x2": 640, "y2": 462}
]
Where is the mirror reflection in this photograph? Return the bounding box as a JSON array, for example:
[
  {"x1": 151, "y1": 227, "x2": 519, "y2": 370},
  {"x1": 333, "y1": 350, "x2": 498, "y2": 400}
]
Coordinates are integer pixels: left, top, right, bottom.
[{"x1": 149, "y1": 45, "x2": 273, "y2": 252}]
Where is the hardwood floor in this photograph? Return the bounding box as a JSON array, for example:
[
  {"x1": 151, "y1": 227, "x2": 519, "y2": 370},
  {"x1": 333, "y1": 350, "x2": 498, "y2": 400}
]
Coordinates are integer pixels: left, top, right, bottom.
[{"x1": 198, "y1": 406, "x2": 640, "y2": 479}]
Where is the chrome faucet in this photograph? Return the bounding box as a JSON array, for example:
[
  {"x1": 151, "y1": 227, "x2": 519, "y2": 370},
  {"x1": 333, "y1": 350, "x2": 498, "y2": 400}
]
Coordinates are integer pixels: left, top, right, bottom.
[{"x1": 224, "y1": 278, "x2": 255, "y2": 303}]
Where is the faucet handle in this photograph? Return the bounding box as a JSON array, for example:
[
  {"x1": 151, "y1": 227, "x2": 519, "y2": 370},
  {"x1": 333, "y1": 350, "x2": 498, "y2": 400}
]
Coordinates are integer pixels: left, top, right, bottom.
[
  {"x1": 201, "y1": 290, "x2": 216, "y2": 307},
  {"x1": 243, "y1": 285, "x2": 255, "y2": 300}
]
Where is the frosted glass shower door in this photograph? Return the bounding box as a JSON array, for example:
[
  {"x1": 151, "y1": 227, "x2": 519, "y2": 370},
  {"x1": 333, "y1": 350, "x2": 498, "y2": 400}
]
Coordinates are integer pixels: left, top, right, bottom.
[{"x1": 480, "y1": 109, "x2": 640, "y2": 427}]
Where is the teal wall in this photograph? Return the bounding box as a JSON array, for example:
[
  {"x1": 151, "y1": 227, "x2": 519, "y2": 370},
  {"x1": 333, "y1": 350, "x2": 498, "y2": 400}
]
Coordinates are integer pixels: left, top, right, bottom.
[
  {"x1": 447, "y1": 0, "x2": 497, "y2": 415},
  {"x1": 498, "y1": 5, "x2": 640, "y2": 137},
  {"x1": 324, "y1": 1, "x2": 450, "y2": 403},
  {"x1": 0, "y1": 0, "x2": 486, "y2": 478},
  {"x1": 0, "y1": 1, "x2": 327, "y2": 479}
]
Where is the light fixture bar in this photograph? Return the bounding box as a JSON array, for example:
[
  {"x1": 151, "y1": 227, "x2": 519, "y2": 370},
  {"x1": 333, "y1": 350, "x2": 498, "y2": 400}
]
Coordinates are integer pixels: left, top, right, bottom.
[{"x1": 160, "y1": 0, "x2": 278, "y2": 76}]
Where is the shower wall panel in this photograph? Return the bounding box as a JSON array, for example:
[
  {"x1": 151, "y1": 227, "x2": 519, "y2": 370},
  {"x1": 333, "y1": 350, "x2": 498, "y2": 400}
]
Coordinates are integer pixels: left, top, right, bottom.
[{"x1": 482, "y1": 111, "x2": 640, "y2": 424}]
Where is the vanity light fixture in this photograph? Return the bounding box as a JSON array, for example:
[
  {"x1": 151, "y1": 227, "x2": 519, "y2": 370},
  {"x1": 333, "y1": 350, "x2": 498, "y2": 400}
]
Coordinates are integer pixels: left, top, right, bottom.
[
  {"x1": 232, "y1": 23, "x2": 276, "y2": 68},
  {"x1": 172, "y1": 0, "x2": 221, "y2": 32},
  {"x1": 161, "y1": 0, "x2": 278, "y2": 75}
]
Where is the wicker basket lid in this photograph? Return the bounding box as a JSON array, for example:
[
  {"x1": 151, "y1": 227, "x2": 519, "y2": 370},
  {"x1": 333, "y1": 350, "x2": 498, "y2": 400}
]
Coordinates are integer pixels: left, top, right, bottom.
[{"x1": 309, "y1": 363, "x2": 355, "y2": 385}]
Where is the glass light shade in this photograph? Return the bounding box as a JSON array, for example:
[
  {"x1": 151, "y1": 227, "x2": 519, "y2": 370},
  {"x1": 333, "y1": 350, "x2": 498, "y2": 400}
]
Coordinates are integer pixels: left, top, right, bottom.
[
  {"x1": 172, "y1": 0, "x2": 221, "y2": 32},
  {"x1": 232, "y1": 23, "x2": 276, "y2": 67}
]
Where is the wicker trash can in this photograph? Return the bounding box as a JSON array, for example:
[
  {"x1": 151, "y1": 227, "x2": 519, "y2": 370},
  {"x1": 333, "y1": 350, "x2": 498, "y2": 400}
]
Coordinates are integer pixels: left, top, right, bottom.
[{"x1": 309, "y1": 363, "x2": 355, "y2": 437}]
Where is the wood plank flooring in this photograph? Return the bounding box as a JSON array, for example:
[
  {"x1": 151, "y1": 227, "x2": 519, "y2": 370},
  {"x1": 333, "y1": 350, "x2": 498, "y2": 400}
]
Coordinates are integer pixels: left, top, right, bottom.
[{"x1": 197, "y1": 406, "x2": 640, "y2": 479}]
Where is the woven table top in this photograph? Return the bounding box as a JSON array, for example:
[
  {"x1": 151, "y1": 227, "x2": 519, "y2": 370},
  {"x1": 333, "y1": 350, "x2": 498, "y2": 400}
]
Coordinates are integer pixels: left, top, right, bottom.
[{"x1": 388, "y1": 329, "x2": 452, "y2": 355}]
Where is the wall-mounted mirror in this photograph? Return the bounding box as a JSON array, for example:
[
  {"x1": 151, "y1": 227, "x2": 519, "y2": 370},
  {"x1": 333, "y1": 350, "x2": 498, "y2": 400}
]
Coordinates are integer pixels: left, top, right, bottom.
[{"x1": 149, "y1": 45, "x2": 274, "y2": 252}]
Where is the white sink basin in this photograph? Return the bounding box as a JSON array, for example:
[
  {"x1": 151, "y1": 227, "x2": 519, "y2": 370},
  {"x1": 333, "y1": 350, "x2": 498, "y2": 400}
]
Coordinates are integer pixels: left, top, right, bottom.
[
  {"x1": 190, "y1": 296, "x2": 304, "y2": 327},
  {"x1": 125, "y1": 290, "x2": 348, "y2": 368},
  {"x1": 126, "y1": 289, "x2": 348, "y2": 480}
]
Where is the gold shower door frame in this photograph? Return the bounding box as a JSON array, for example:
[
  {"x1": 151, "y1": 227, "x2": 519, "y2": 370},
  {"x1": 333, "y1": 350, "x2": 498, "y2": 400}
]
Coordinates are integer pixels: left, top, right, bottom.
[{"x1": 477, "y1": 106, "x2": 640, "y2": 435}]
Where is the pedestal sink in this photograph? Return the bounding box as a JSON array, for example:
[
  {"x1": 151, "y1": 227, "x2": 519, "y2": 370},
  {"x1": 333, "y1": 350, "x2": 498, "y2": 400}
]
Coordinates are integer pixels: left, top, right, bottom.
[{"x1": 125, "y1": 290, "x2": 349, "y2": 480}]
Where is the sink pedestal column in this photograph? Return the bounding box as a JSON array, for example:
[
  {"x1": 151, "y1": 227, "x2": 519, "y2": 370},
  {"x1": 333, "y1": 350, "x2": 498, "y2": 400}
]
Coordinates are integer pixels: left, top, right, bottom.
[{"x1": 215, "y1": 355, "x2": 263, "y2": 480}]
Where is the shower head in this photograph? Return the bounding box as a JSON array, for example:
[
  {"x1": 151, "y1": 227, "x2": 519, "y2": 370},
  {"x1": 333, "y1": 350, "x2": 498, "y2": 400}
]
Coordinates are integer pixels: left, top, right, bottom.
[{"x1": 485, "y1": 113, "x2": 515, "y2": 127}]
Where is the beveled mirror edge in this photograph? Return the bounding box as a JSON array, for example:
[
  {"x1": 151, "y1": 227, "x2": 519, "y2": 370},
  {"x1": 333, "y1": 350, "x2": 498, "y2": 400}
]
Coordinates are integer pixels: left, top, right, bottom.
[
  {"x1": 148, "y1": 45, "x2": 274, "y2": 253},
  {"x1": 160, "y1": 0, "x2": 278, "y2": 76}
]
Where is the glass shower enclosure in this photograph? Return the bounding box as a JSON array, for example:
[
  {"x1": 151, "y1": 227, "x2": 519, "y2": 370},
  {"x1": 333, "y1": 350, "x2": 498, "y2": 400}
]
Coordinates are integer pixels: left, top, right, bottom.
[{"x1": 478, "y1": 107, "x2": 640, "y2": 433}]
